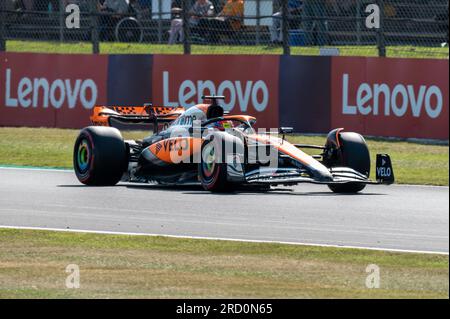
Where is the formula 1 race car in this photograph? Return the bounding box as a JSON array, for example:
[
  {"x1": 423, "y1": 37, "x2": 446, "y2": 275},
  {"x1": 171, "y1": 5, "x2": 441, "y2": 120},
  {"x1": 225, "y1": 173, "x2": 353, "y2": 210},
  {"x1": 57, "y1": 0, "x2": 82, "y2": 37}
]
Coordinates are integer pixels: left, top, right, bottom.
[{"x1": 73, "y1": 96, "x2": 394, "y2": 193}]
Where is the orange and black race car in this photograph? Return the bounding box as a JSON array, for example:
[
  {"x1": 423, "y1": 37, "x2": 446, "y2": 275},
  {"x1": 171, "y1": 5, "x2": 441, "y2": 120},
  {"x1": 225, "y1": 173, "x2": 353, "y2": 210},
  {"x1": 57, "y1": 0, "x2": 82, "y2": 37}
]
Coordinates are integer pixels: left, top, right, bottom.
[{"x1": 74, "y1": 96, "x2": 394, "y2": 193}]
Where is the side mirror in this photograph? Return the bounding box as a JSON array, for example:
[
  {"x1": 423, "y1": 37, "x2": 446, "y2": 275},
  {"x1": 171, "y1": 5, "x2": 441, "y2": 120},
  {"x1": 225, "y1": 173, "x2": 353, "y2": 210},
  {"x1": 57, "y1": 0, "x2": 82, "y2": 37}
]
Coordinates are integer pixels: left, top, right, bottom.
[
  {"x1": 279, "y1": 127, "x2": 293, "y2": 143},
  {"x1": 279, "y1": 127, "x2": 293, "y2": 134}
]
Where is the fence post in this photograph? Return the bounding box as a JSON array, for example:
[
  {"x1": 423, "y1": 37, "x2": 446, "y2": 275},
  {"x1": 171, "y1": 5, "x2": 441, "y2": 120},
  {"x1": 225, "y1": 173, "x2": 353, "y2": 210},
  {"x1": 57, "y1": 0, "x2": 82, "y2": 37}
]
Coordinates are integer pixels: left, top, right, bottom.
[
  {"x1": 281, "y1": 0, "x2": 290, "y2": 55},
  {"x1": 0, "y1": 1, "x2": 5, "y2": 52},
  {"x1": 356, "y1": 0, "x2": 361, "y2": 45},
  {"x1": 182, "y1": 0, "x2": 191, "y2": 54},
  {"x1": 90, "y1": 1, "x2": 99, "y2": 54},
  {"x1": 157, "y1": 0, "x2": 163, "y2": 43},
  {"x1": 256, "y1": 0, "x2": 261, "y2": 45},
  {"x1": 377, "y1": 0, "x2": 386, "y2": 57}
]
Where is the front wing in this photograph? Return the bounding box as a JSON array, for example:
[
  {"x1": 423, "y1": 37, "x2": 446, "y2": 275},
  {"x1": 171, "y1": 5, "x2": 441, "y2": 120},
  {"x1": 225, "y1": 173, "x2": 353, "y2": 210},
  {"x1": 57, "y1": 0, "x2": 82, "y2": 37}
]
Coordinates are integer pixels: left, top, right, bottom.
[{"x1": 244, "y1": 154, "x2": 394, "y2": 186}]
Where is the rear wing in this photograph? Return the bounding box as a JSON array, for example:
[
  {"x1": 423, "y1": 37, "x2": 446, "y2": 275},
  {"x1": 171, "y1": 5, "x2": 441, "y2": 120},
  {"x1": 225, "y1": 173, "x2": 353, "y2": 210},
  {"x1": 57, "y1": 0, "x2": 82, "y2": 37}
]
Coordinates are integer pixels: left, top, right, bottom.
[{"x1": 90, "y1": 105, "x2": 184, "y2": 132}]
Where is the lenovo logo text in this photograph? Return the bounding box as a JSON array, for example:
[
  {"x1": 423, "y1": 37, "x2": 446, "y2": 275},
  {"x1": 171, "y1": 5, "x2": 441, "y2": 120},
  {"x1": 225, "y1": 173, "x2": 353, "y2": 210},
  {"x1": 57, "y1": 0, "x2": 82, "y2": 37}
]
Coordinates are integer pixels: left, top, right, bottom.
[
  {"x1": 4, "y1": 69, "x2": 98, "y2": 109},
  {"x1": 342, "y1": 74, "x2": 443, "y2": 118},
  {"x1": 162, "y1": 71, "x2": 269, "y2": 112}
]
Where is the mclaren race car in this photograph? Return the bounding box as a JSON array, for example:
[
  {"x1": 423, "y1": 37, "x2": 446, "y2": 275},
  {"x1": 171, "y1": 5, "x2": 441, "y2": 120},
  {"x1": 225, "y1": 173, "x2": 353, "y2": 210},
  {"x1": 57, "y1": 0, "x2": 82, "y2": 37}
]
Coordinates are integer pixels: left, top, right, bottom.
[{"x1": 74, "y1": 96, "x2": 394, "y2": 192}]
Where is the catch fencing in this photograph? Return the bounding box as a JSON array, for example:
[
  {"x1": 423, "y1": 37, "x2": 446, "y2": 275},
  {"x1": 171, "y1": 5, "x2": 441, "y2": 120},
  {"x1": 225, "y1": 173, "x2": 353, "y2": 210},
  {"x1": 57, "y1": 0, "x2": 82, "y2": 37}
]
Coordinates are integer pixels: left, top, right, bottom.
[{"x1": 0, "y1": 0, "x2": 448, "y2": 58}]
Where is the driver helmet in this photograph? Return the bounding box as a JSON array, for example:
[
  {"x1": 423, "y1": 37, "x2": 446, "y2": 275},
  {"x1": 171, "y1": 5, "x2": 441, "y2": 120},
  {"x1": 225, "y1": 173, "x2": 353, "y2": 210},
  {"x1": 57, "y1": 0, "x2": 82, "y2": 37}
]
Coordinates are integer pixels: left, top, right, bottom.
[{"x1": 212, "y1": 120, "x2": 233, "y2": 131}]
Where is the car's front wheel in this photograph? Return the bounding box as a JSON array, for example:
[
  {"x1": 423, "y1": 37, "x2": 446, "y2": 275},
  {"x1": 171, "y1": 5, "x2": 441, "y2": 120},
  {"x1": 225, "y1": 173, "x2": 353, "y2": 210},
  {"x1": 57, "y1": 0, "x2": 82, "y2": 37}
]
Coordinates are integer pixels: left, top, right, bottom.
[{"x1": 324, "y1": 130, "x2": 371, "y2": 193}]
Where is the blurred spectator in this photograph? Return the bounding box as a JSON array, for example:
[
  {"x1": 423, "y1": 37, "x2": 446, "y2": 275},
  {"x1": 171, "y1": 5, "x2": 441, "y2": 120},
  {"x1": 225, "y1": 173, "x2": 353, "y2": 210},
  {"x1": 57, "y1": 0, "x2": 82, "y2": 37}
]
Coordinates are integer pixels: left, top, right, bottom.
[
  {"x1": 168, "y1": 0, "x2": 214, "y2": 44},
  {"x1": 168, "y1": 7, "x2": 183, "y2": 44},
  {"x1": 302, "y1": 0, "x2": 327, "y2": 45},
  {"x1": 99, "y1": 0, "x2": 129, "y2": 14},
  {"x1": 270, "y1": 0, "x2": 303, "y2": 45},
  {"x1": 197, "y1": 0, "x2": 244, "y2": 43},
  {"x1": 210, "y1": 0, "x2": 224, "y2": 11},
  {"x1": 129, "y1": 0, "x2": 150, "y2": 19}
]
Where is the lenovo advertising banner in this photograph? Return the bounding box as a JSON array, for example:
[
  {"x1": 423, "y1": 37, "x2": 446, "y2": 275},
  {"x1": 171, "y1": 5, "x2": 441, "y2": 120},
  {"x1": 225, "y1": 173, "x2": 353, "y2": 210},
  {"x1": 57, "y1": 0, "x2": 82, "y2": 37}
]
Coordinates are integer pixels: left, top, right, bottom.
[
  {"x1": 151, "y1": 55, "x2": 280, "y2": 129},
  {"x1": 1, "y1": 52, "x2": 448, "y2": 140},
  {"x1": 0, "y1": 52, "x2": 108, "y2": 128},
  {"x1": 331, "y1": 57, "x2": 449, "y2": 140}
]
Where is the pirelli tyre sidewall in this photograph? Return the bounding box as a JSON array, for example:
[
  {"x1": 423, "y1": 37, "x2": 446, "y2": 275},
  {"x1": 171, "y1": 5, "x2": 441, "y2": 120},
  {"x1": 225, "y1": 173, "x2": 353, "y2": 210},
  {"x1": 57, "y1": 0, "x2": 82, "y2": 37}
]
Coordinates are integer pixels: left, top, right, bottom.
[
  {"x1": 74, "y1": 126, "x2": 127, "y2": 186},
  {"x1": 326, "y1": 131, "x2": 371, "y2": 193}
]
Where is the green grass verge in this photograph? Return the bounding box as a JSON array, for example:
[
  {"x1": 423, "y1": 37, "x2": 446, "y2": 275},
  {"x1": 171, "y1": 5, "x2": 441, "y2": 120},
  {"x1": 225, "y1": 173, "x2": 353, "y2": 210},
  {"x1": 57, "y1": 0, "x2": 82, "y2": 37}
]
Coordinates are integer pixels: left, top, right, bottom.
[
  {"x1": 0, "y1": 228, "x2": 447, "y2": 298},
  {"x1": 0, "y1": 127, "x2": 447, "y2": 186},
  {"x1": 6, "y1": 40, "x2": 449, "y2": 58},
  {"x1": 0, "y1": 127, "x2": 144, "y2": 169}
]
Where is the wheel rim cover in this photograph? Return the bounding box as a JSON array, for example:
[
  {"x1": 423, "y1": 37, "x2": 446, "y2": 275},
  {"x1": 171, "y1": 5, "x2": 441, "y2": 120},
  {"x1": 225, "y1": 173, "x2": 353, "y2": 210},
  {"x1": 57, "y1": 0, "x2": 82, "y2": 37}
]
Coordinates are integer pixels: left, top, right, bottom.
[
  {"x1": 202, "y1": 143, "x2": 216, "y2": 178},
  {"x1": 77, "y1": 139, "x2": 90, "y2": 173}
]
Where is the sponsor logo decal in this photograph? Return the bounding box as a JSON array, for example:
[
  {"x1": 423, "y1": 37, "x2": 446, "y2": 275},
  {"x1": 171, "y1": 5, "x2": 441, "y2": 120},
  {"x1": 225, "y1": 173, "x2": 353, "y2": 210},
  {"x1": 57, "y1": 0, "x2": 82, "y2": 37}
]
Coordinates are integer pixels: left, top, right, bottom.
[
  {"x1": 4, "y1": 68, "x2": 98, "y2": 110},
  {"x1": 178, "y1": 115, "x2": 197, "y2": 126},
  {"x1": 376, "y1": 166, "x2": 391, "y2": 177},
  {"x1": 155, "y1": 142, "x2": 162, "y2": 154},
  {"x1": 341, "y1": 73, "x2": 443, "y2": 119},
  {"x1": 162, "y1": 71, "x2": 269, "y2": 113},
  {"x1": 163, "y1": 138, "x2": 189, "y2": 152}
]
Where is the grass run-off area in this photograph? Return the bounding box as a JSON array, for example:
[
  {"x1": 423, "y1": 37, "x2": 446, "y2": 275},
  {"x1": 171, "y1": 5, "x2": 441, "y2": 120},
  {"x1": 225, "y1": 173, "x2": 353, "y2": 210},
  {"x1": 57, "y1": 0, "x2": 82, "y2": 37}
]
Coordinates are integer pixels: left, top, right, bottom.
[
  {"x1": 6, "y1": 40, "x2": 449, "y2": 58},
  {"x1": 0, "y1": 228, "x2": 447, "y2": 298},
  {"x1": 0, "y1": 127, "x2": 448, "y2": 186}
]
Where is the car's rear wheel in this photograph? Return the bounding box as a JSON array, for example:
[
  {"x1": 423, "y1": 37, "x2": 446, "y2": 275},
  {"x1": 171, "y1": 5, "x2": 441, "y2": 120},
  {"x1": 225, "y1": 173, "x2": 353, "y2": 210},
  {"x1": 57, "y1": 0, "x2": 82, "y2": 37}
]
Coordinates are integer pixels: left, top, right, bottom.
[
  {"x1": 74, "y1": 126, "x2": 128, "y2": 186},
  {"x1": 324, "y1": 131, "x2": 370, "y2": 193},
  {"x1": 199, "y1": 137, "x2": 231, "y2": 192}
]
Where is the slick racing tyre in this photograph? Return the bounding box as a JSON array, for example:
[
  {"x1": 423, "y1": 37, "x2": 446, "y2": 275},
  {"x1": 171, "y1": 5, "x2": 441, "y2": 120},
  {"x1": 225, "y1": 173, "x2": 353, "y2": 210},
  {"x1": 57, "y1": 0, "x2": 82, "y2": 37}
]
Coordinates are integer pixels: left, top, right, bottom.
[
  {"x1": 74, "y1": 126, "x2": 128, "y2": 186},
  {"x1": 199, "y1": 136, "x2": 230, "y2": 192},
  {"x1": 325, "y1": 131, "x2": 370, "y2": 193}
]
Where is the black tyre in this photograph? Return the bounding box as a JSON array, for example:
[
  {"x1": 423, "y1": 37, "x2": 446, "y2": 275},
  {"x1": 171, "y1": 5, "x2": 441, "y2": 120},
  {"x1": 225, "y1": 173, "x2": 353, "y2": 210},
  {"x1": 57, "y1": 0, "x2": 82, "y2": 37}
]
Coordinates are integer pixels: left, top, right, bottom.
[
  {"x1": 198, "y1": 136, "x2": 230, "y2": 192},
  {"x1": 325, "y1": 132, "x2": 370, "y2": 193},
  {"x1": 74, "y1": 126, "x2": 127, "y2": 186}
]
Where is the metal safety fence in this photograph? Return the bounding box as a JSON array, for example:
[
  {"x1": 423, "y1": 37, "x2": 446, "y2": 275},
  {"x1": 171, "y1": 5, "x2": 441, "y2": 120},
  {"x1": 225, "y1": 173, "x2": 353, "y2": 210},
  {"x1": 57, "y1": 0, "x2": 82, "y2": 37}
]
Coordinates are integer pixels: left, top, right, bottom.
[{"x1": 0, "y1": 0, "x2": 448, "y2": 58}]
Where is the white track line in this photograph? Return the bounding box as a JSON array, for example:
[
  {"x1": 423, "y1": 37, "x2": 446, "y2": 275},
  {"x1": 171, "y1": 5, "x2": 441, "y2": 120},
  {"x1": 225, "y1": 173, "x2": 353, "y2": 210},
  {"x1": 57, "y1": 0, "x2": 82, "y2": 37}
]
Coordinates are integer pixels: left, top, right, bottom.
[
  {"x1": 1, "y1": 166, "x2": 447, "y2": 254},
  {"x1": 0, "y1": 225, "x2": 447, "y2": 255}
]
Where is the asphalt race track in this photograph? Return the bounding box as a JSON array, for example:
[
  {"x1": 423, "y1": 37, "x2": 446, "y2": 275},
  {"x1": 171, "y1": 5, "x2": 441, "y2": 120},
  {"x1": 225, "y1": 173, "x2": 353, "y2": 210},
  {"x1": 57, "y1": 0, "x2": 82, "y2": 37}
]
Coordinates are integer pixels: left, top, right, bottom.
[{"x1": 0, "y1": 167, "x2": 448, "y2": 254}]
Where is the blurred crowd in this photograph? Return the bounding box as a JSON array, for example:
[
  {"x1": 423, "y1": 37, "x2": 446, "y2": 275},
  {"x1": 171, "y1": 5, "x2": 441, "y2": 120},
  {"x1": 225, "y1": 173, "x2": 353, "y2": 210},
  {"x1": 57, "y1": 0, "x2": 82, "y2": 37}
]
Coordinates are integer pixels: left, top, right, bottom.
[
  {"x1": 168, "y1": 0, "x2": 245, "y2": 44},
  {"x1": 4, "y1": 0, "x2": 152, "y2": 12},
  {"x1": 166, "y1": 0, "x2": 349, "y2": 45},
  {"x1": 3, "y1": 0, "x2": 448, "y2": 46}
]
